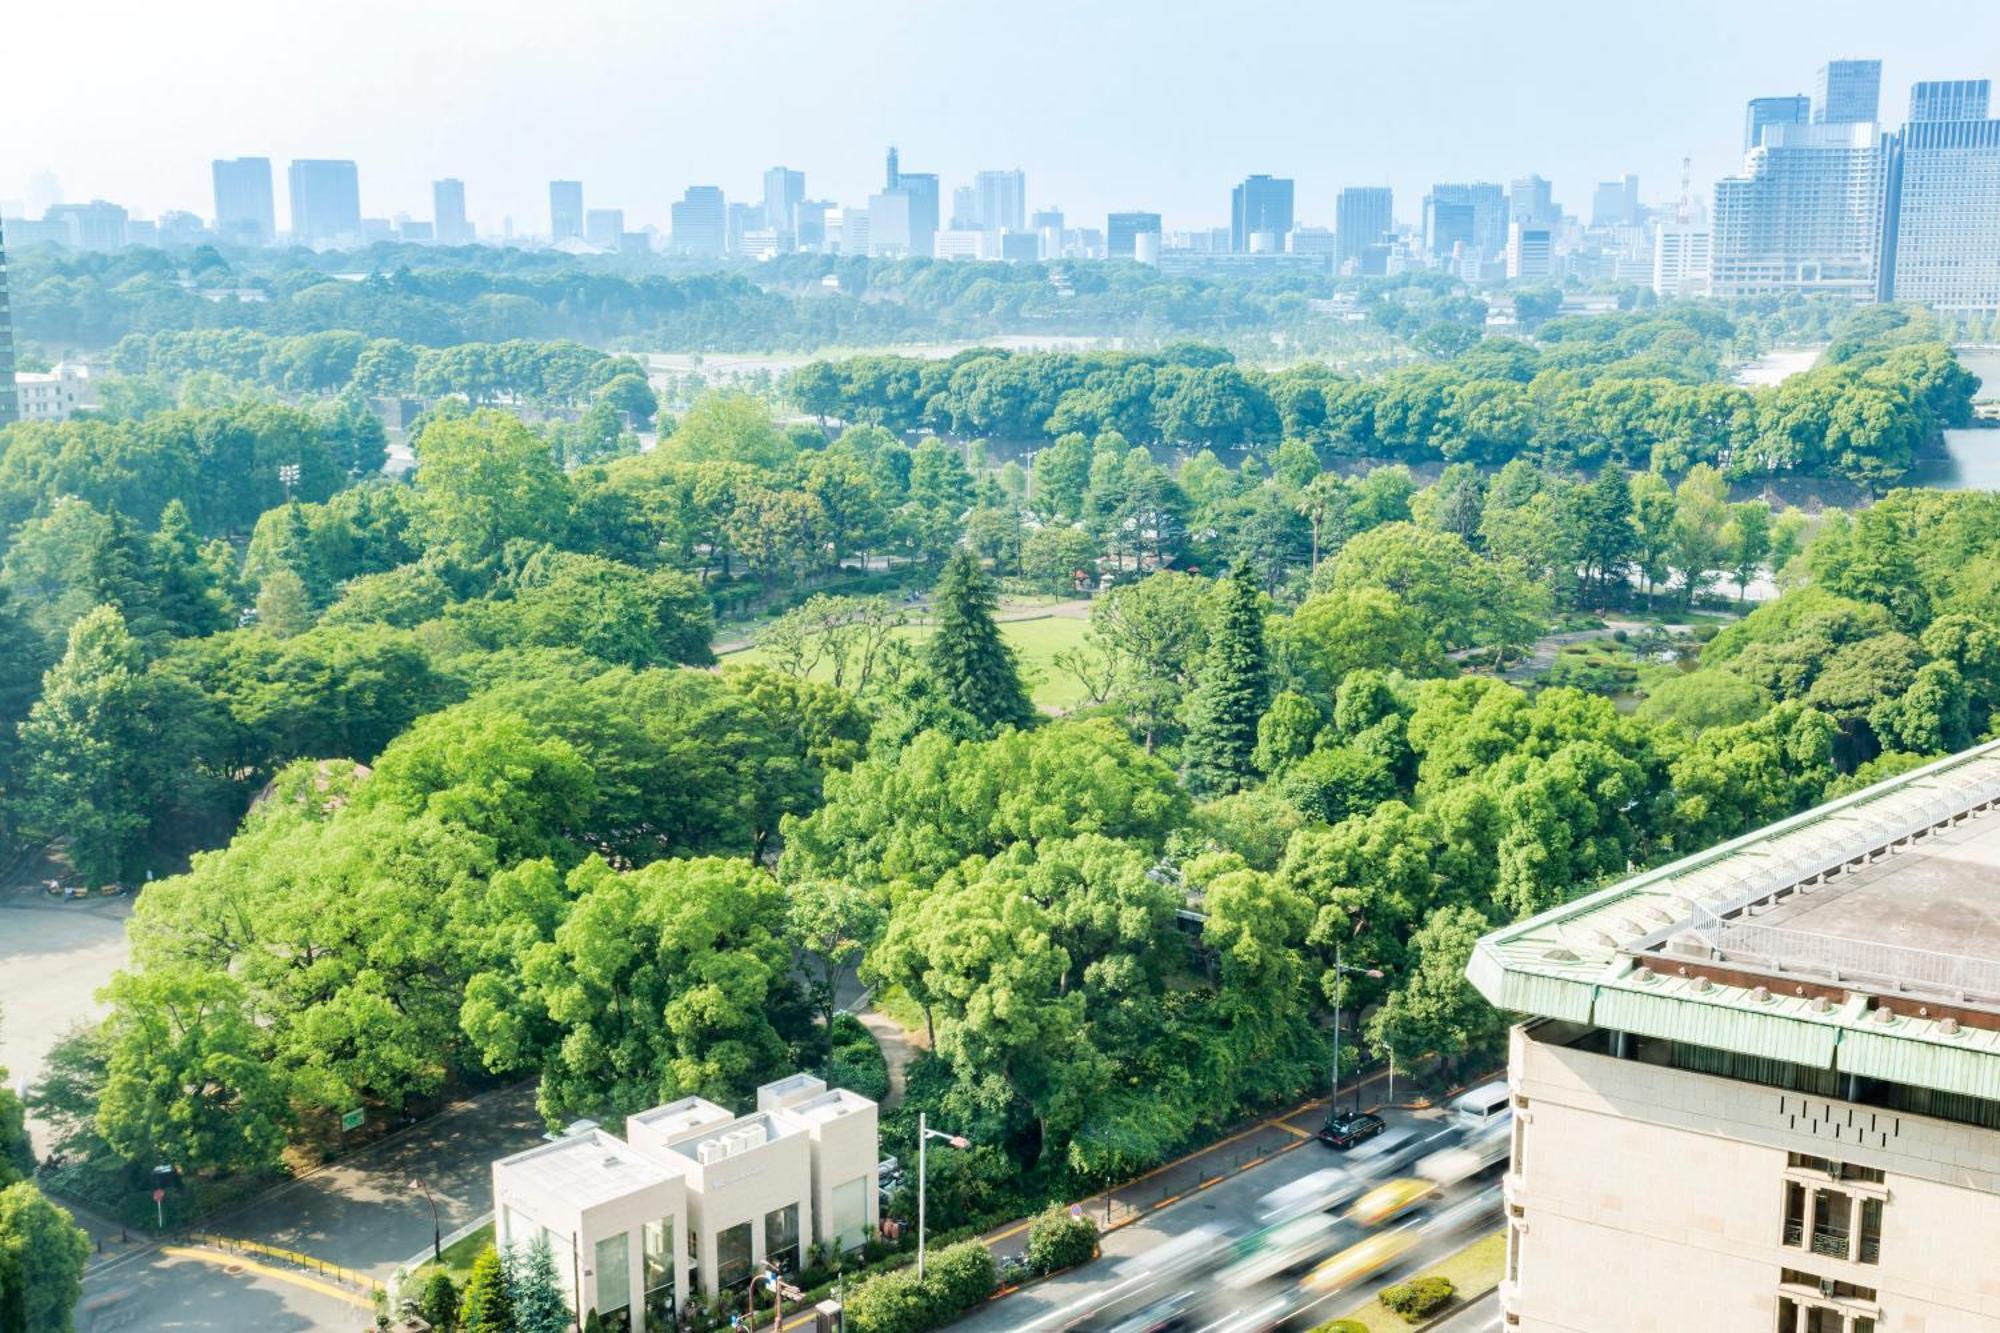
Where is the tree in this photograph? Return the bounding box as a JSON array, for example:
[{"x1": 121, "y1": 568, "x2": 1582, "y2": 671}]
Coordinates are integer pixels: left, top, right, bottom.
[
  {"x1": 418, "y1": 1269, "x2": 462, "y2": 1332},
  {"x1": 410, "y1": 410, "x2": 570, "y2": 567},
  {"x1": 149, "y1": 498, "x2": 233, "y2": 637},
  {"x1": 460, "y1": 1245, "x2": 514, "y2": 1333},
  {"x1": 254, "y1": 568, "x2": 314, "y2": 638},
  {"x1": 1667, "y1": 464, "x2": 1731, "y2": 607},
  {"x1": 1024, "y1": 1208, "x2": 1099, "y2": 1275},
  {"x1": 1576, "y1": 464, "x2": 1636, "y2": 605},
  {"x1": 1366, "y1": 906, "x2": 1508, "y2": 1078},
  {"x1": 1091, "y1": 571, "x2": 1211, "y2": 753},
  {"x1": 1182, "y1": 563, "x2": 1268, "y2": 797},
  {"x1": 1723, "y1": 500, "x2": 1773, "y2": 601},
  {"x1": 925, "y1": 550, "x2": 1035, "y2": 734},
  {"x1": 510, "y1": 1236, "x2": 568, "y2": 1333},
  {"x1": 0, "y1": 1182, "x2": 91, "y2": 1333},
  {"x1": 787, "y1": 880, "x2": 888, "y2": 1031}
]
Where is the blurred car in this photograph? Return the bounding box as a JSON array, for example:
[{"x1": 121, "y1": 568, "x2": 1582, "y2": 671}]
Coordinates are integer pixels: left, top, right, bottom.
[
  {"x1": 1255, "y1": 1166, "x2": 1360, "y2": 1227},
  {"x1": 1316, "y1": 1109, "x2": 1386, "y2": 1149},
  {"x1": 1302, "y1": 1227, "x2": 1421, "y2": 1294},
  {"x1": 1347, "y1": 1177, "x2": 1435, "y2": 1228}
]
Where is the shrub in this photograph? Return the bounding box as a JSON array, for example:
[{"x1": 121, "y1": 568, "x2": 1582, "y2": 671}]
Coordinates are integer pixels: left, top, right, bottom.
[
  {"x1": 1024, "y1": 1208, "x2": 1099, "y2": 1276},
  {"x1": 418, "y1": 1268, "x2": 461, "y2": 1331},
  {"x1": 1311, "y1": 1322, "x2": 1370, "y2": 1333},
  {"x1": 1380, "y1": 1274, "x2": 1456, "y2": 1320},
  {"x1": 926, "y1": 1240, "x2": 999, "y2": 1311},
  {"x1": 841, "y1": 1240, "x2": 996, "y2": 1333}
]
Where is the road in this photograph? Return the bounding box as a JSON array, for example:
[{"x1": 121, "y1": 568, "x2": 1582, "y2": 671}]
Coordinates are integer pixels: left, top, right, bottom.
[
  {"x1": 1431, "y1": 1289, "x2": 1501, "y2": 1331},
  {"x1": 0, "y1": 890, "x2": 132, "y2": 1155}
]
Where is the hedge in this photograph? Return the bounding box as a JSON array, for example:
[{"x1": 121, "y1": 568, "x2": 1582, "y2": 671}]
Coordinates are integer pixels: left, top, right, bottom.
[
  {"x1": 842, "y1": 1240, "x2": 997, "y2": 1333},
  {"x1": 1381, "y1": 1274, "x2": 1456, "y2": 1321},
  {"x1": 1024, "y1": 1208, "x2": 1098, "y2": 1276}
]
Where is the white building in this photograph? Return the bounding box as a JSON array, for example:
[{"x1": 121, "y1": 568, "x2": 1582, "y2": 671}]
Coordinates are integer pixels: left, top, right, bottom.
[
  {"x1": 1882, "y1": 117, "x2": 2000, "y2": 314},
  {"x1": 1654, "y1": 222, "x2": 1714, "y2": 298},
  {"x1": 1712, "y1": 121, "x2": 1886, "y2": 301},
  {"x1": 933, "y1": 228, "x2": 987, "y2": 261},
  {"x1": 1506, "y1": 222, "x2": 1553, "y2": 281},
  {"x1": 11, "y1": 363, "x2": 96, "y2": 422},
  {"x1": 1471, "y1": 742, "x2": 2000, "y2": 1333}
]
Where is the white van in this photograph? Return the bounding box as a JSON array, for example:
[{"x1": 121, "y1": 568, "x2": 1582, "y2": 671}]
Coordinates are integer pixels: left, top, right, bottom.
[{"x1": 1452, "y1": 1081, "x2": 1512, "y2": 1134}]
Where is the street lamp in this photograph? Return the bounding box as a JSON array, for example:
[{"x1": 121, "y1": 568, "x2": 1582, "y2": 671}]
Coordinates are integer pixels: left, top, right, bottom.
[
  {"x1": 277, "y1": 462, "x2": 301, "y2": 500},
  {"x1": 916, "y1": 1111, "x2": 970, "y2": 1279},
  {"x1": 410, "y1": 1177, "x2": 441, "y2": 1263},
  {"x1": 1330, "y1": 944, "x2": 1384, "y2": 1115}
]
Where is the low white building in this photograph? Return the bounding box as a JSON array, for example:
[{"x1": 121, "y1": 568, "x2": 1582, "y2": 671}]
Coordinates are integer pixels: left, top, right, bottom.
[{"x1": 12, "y1": 363, "x2": 96, "y2": 422}]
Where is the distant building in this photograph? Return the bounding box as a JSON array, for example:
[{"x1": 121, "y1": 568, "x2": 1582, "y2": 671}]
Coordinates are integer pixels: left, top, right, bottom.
[
  {"x1": 999, "y1": 229, "x2": 1041, "y2": 262},
  {"x1": 397, "y1": 219, "x2": 433, "y2": 243},
  {"x1": 1509, "y1": 174, "x2": 1558, "y2": 226},
  {"x1": 158, "y1": 211, "x2": 209, "y2": 247},
  {"x1": 669, "y1": 186, "x2": 726, "y2": 257},
  {"x1": 549, "y1": 180, "x2": 584, "y2": 243},
  {"x1": 1230, "y1": 174, "x2": 1294, "y2": 253},
  {"x1": 1106, "y1": 211, "x2": 1162, "y2": 259},
  {"x1": 1909, "y1": 79, "x2": 1991, "y2": 124},
  {"x1": 211, "y1": 157, "x2": 275, "y2": 245},
  {"x1": 763, "y1": 167, "x2": 805, "y2": 247},
  {"x1": 1506, "y1": 222, "x2": 1553, "y2": 280},
  {"x1": 1882, "y1": 116, "x2": 2000, "y2": 313},
  {"x1": 1425, "y1": 182, "x2": 1507, "y2": 258},
  {"x1": 288, "y1": 160, "x2": 361, "y2": 244},
  {"x1": 934, "y1": 228, "x2": 985, "y2": 260},
  {"x1": 726, "y1": 202, "x2": 764, "y2": 254},
  {"x1": 1288, "y1": 226, "x2": 1337, "y2": 256},
  {"x1": 1744, "y1": 95, "x2": 1811, "y2": 151},
  {"x1": 1335, "y1": 187, "x2": 1393, "y2": 270},
  {"x1": 793, "y1": 200, "x2": 831, "y2": 251},
  {"x1": 866, "y1": 190, "x2": 915, "y2": 256},
  {"x1": 1712, "y1": 122, "x2": 1885, "y2": 300},
  {"x1": 892, "y1": 171, "x2": 939, "y2": 256},
  {"x1": 1590, "y1": 175, "x2": 1640, "y2": 228},
  {"x1": 838, "y1": 206, "x2": 871, "y2": 257},
  {"x1": 974, "y1": 169, "x2": 1026, "y2": 232},
  {"x1": 950, "y1": 186, "x2": 978, "y2": 231},
  {"x1": 0, "y1": 219, "x2": 15, "y2": 426},
  {"x1": 433, "y1": 179, "x2": 473, "y2": 245},
  {"x1": 11, "y1": 362, "x2": 97, "y2": 422},
  {"x1": 586, "y1": 209, "x2": 625, "y2": 250},
  {"x1": 45, "y1": 200, "x2": 128, "y2": 251},
  {"x1": 1653, "y1": 222, "x2": 1713, "y2": 298},
  {"x1": 1813, "y1": 58, "x2": 1883, "y2": 125}
]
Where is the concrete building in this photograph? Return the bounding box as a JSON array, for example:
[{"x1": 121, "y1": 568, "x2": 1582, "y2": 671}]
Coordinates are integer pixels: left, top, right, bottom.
[
  {"x1": 670, "y1": 186, "x2": 726, "y2": 257},
  {"x1": 1336, "y1": 186, "x2": 1393, "y2": 271},
  {"x1": 549, "y1": 181, "x2": 584, "y2": 243},
  {"x1": 288, "y1": 160, "x2": 361, "y2": 245},
  {"x1": 211, "y1": 157, "x2": 275, "y2": 245},
  {"x1": 999, "y1": 229, "x2": 1041, "y2": 262},
  {"x1": 1288, "y1": 226, "x2": 1337, "y2": 257},
  {"x1": 1590, "y1": 174, "x2": 1641, "y2": 228},
  {"x1": 1106, "y1": 211, "x2": 1162, "y2": 259},
  {"x1": 1747, "y1": 95, "x2": 1812, "y2": 151},
  {"x1": 867, "y1": 190, "x2": 916, "y2": 257},
  {"x1": 763, "y1": 167, "x2": 805, "y2": 247},
  {"x1": 1425, "y1": 182, "x2": 1507, "y2": 259},
  {"x1": 433, "y1": 179, "x2": 473, "y2": 245},
  {"x1": 1814, "y1": 59, "x2": 1883, "y2": 125},
  {"x1": 1506, "y1": 221, "x2": 1553, "y2": 280},
  {"x1": 838, "y1": 206, "x2": 871, "y2": 258},
  {"x1": 1911, "y1": 80, "x2": 1992, "y2": 124},
  {"x1": 1712, "y1": 122, "x2": 1886, "y2": 300},
  {"x1": 1509, "y1": 174, "x2": 1558, "y2": 227},
  {"x1": 1231, "y1": 174, "x2": 1295, "y2": 253},
  {"x1": 585, "y1": 209, "x2": 625, "y2": 251},
  {"x1": 1882, "y1": 115, "x2": 2000, "y2": 313},
  {"x1": 1470, "y1": 742, "x2": 2000, "y2": 1333},
  {"x1": 934, "y1": 228, "x2": 986, "y2": 260},
  {"x1": 0, "y1": 218, "x2": 15, "y2": 426},
  {"x1": 974, "y1": 169, "x2": 1026, "y2": 233},
  {"x1": 1654, "y1": 221, "x2": 1714, "y2": 298},
  {"x1": 45, "y1": 201, "x2": 128, "y2": 251},
  {"x1": 794, "y1": 200, "x2": 831, "y2": 251}
]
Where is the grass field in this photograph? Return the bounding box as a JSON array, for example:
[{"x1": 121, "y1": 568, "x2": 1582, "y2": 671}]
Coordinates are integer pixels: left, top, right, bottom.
[
  {"x1": 1319, "y1": 1229, "x2": 1508, "y2": 1331},
  {"x1": 723, "y1": 608, "x2": 1096, "y2": 711}
]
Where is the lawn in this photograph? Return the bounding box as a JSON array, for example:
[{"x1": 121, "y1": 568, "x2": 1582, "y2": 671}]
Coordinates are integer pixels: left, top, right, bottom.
[
  {"x1": 1319, "y1": 1229, "x2": 1508, "y2": 1332},
  {"x1": 403, "y1": 1219, "x2": 495, "y2": 1292},
  {"x1": 722, "y1": 606, "x2": 1096, "y2": 712}
]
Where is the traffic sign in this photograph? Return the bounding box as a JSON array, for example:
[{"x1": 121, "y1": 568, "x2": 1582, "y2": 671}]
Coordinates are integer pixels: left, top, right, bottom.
[
  {"x1": 341, "y1": 1108, "x2": 366, "y2": 1132},
  {"x1": 152, "y1": 1188, "x2": 165, "y2": 1203}
]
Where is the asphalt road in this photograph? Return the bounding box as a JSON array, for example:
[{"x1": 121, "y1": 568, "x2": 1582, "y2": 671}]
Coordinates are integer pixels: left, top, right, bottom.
[
  {"x1": 0, "y1": 892, "x2": 132, "y2": 1155},
  {"x1": 1430, "y1": 1289, "x2": 1502, "y2": 1331}
]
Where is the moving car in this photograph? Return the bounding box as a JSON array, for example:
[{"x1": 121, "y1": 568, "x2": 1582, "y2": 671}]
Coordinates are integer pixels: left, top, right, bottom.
[
  {"x1": 1301, "y1": 1227, "x2": 1420, "y2": 1294},
  {"x1": 1316, "y1": 1109, "x2": 1386, "y2": 1149}
]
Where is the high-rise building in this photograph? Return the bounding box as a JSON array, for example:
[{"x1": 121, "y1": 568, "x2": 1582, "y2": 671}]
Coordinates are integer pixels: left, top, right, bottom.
[
  {"x1": 0, "y1": 218, "x2": 16, "y2": 427},
  {"x1": 794, "y1": 200, "x2": 831, "y2": 251},
  {"x1": 1335, "y1": 187, "x2": 1393, "y2": 270},
  {"x1": 1509, "y1": 175, "x2": 1557, "y2": 226},
  {"x1": 1653, "y1": 222, "x2": 1713, "y2": 298},
  {"x1": 895, "y1": 173, "x2": 938, "y2": 256},
  {"x1": 45, "y1": 201, "x2": 130, "y2": 251},
  {"x1": 1745, "y1": 95, "x2": 1812, "y2": 151},
  {"x1": 1881, "y1": 115, "x2": 2000, "y2": 312},
  {"x1": 764, "y1": 167, "x2": 805, "y2": 245},
  {"x1": 288, "y1": 160, "x2": 361, "y2": 244},
  {"x1": 1813, "y1": 58, "x2": 1882, "y2": 125},
  {"x1": 669, "y1": 186, "x2": 726, "y2": 256},
  {"x1": 1909, "y1": 79, "x2": 1991, "y2": 124},
  {"x1": 433, "y1": 179, "x2": 473, "y2": 245},
  {"x1": 1506, "y1": 222, "x2": 1553, "y2": 280},
  {"x1": 549, "y1": 181, "x2": 584, "y2": 242},
  {"x1": 866, "y1": 190, "x2": 915, "y2": 257},
  {"x1": 1425, "y1": 183, "x2": 1506, "y2": 258},
  {"x1": 1106, "y1": 211, "x2": 1162, "y2": 258},
  {"x1": 727, "y1": 202, "x2": 765, "y2": 254},
  {"x1": 1230, "y1": 175, "x2": 1295, "y2": 252},
  {"x1": 585, "y1": 209, "x2": 625, "y2": 250},
  {"x1": 974, "y1": 169, "x2": 1026, "y2": 232},
  {"x1": 1590, "y1": 175, "x2": 1641, "y2": 228},
  {"x1": 1712, "y1": 122, "x2": 1886, "y2": 300},
  {"x1": 211, "y1": 157, "x2": 275, "y2": 245},
  {"x1": 950, "y1": 186, "x2": 979, "y2": 231},
  {"x1": 885, "y1": 146, "x2": 900, "y2": 191},
  {"x1": 1470, "y1": 742, "x2": 2000, "y2": 1333}
]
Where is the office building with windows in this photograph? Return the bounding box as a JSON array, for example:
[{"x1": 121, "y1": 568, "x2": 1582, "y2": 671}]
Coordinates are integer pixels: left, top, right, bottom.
[
  {"x1": 288, "y1": 160, "x2": 361, "y2": 245},
  {"x1": 973, "y1": 169, "x2": 1026, "y2": 232},
  {"x1": 549, "y1": 180, "x2": 584, "y2": 242},
  {"x1": 1747, "y1": 95, "x2": 1812, "y2": 151},
  {"x1": 0, "y1": 219, "x2": 15, "y2": 426},
  {"x1": 433, "y1": 179, "x2": 472, "y2": 245},
  {"x1": 1590, "y1": 174, "x2": 1641, "y2": 228},
  {"x1": 1231, "y1": 174, "x2": 1294, "y2": 253},
  {"x1": 1509, "y1": 175, "x2": 1557, "y2": 227},
  {"x1": 1712, "y1": 122, "x2": 1886, "y2": 300},
  {"x1": 1506, "y1": 222, "x2": 1553, "y2": 280},
  {"x1": 585, "y1": 209, "x2": 625, "y2": 250},
  {"x1": 1910, "y1": 80, "x2": 1991, "y2": 124},
  {"x1": 1814, "y1": 59, "x2": 1883, "y2": 125},
  {"x1": 1335, "y1": 186, "x2": 1393, "y2": 270},
  {"x1": 670, "y1": 186, "x2": 726, "y2": 257},
  {"x1": 1654, "y1": 222, "x2": 1714, "y2": 298},
  {"x1": 44, "y1": 201, "x2": 128, "y2": 251},
  {"x1": 212, "y1": 157, "x2": 275, "y2": 245},
  {"x1": 1106, "y1": 211, "x2": 1162, "y2": 258},
  {"x1": 1881, "y1": 115, "x2": 2000, "y2": 313},
  {"x1": 1424, "y1": 182, "x2": 1507, "y2": 259},
  {"x1": 1471, "y1": 742, "x2": 2000, "y2": 1333},
  {"x1": 764, "y1": 167, "x2": 805, "y2": 246}
]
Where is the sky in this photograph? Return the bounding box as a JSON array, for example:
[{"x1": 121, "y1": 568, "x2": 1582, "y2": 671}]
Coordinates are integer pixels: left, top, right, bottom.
[{"x1": 6, "y1": 0, "x2": 1999, "y2": 238}]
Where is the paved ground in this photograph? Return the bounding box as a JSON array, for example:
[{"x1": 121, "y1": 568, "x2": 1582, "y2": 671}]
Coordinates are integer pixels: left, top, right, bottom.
[
  {"x1": 1431, "y1": 1288, "x2": 1502, "y2": 1331},
  {"x1": 0, "y1": 891, "x2": 132, "y2": 1155},
  {"x1": 78, "y1": 1249, "x2": 365, "y2": 1332}
]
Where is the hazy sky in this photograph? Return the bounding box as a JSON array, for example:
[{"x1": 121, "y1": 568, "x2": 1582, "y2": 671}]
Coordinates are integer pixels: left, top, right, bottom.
[{"x1": 7, "y1": 0, "x2": 1998, "y2": 237}]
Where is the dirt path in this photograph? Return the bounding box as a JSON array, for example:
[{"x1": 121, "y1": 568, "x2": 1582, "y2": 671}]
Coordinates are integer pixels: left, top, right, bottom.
[{"x1": 851, "y1": 1002, "x2": 924, "y2": 1111}]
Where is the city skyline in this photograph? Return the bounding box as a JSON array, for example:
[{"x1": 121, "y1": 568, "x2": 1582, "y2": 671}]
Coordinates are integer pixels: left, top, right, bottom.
[{"x1": 5, "y1": 0, "x2": 1995, "y2": 237}]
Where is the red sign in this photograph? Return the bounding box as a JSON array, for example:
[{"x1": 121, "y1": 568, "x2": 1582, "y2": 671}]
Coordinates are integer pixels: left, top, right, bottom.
[{"x1": 153, "y1": 1188, "x2": 166, "y2": 1203}]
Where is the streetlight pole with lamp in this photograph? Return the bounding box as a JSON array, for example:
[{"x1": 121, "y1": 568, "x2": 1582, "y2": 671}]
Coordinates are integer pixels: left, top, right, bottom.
[
  {"x1": 916, "y1": 1111, "x2": 969, "y2": 1279},
  {"x1": 409, "y1": 1177, "x2": 442, "y2": 1263},
  {"x1": 1330, "y1": 943, "x2": 1384, "y2": 1115}
]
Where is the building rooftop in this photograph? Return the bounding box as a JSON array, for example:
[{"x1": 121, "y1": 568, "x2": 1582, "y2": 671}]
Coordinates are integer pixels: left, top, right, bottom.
[
  {"x1": 628, "y1": 1096, "x2": 731, "y2": 1144},
  {"x1": 1469, "y1": 740, "x2": 2000, "y2": 1101},
  {"x1": 494, "y1": 1129, "x2": 674, "y2": 1212},
  {"x1": 790, "y1": 1089, "x2": 876, "y2": 1125},
  {"x1": 668, "y1": 1110, "x2": 800, "y2": 1165}
]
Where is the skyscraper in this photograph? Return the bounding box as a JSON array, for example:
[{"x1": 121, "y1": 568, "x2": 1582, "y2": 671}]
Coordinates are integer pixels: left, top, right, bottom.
[
  {"x1": 549, "y1": 181, "x2": 584, "y2": 242},
  {"x1": 1231, "y1": 175, "x2": 1295, "y2": 253},
  {"x1": 885, "y1": 170, "x2": 939, "y2": 257},
  {"x1": 1744, "y1": 95, "x2": 1811, "y2": 150},
  {"x1": 1712, "y1": 122, "x2": 1886, "y2": 300},
  {"x1": 950, "y1": 186, "x2": 979, "y2": 231},
  {"x1": 1910, "y1": 79, "x2": 1991, "y2": 124},
  {"x1": 669, "y1": 187, "x2": 726, "y2": 256},
  {"x1": 433, "y1": 179, "x2": 473, "y2": 245},
  {"x1": 974, "y1": 170, "x2": 1026, "y2": 232},
  {"x1": 287, "y1": 160, "x2": 362, "y2": 244},
  {"x1": 1653, "y1": 223, "x2": 1713, "y2": 298},
  {"x1": 764, "y1": 167, "x2": 805, "y2": 244},
  {"x1": 1813, "y1": 59, "x2": 1882, "y2": 125},
  {"x1": 886, "y1": 146, "x2": 900, "y2": 191},
  {"x1": 0, "y1": 218, "x2": 16, "y2": 427},
  {"x1": 211, "y1": 157, "x2": 275, "y2": 245},
  {"x1": 1509, "y1": 175, "x2": 1557, "y2": 226},
  {"x1": 1881, "y1": 116, "x2": 2000, "y2": 312},
  {"x1": 1106, "y1": 212, "x2": 1162, "y2": 258},
  {"x1": 1506, "y1": 222, "x2": 1553, "y2": 281},
  {"x1": 1335, "y1": 187, "x2": 1393, "y2": 270},
  {"x1": 585, "y1": 209, "x2": 625, "y2": 250},
  {"x1": 1425, "y1": 183, "x2": 1506, "y2": 257},
  {"x1": 1590, "y1": 175, "x2": 1641, "y2": 228}
]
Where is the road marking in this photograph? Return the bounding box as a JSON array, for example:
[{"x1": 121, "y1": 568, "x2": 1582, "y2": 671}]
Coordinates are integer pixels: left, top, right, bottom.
[
  {"x1": 1274, "y1": 1121, "x2": 1313, "y2": 1138},
  {"x1": 160, "y1": 1245, "x2": 372, "y2": 1309}
]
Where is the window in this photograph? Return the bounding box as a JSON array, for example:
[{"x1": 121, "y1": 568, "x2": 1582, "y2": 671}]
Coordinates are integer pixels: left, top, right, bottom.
[
  {"x1": 1783, "y1": 1181, "x2": 1806, "y2": 1246},
  {"x1": 764, "y1": 1203, "x2": 801, "y2": 1274},
  {"x1": 829, "y1": 1177, "x2": 868, "y2": 1253},
  {"x1": 717, "y1": 1221, "x2": 753, "y2": 1288},
  {"x1": 644, "y1": 1218, "x2": 675, "y2": 1319},
  {"x1": 595, "y1": 1231, "x2": 632, "y2": 1325},
  {"x1": 1810, "y1": 1189, "x2": 1851, "y2": 1261},
  {"x1": 1506, "y1": 1223, "x2": 1521, "y2": 1284},
  {"x1": 1857, "y1": 1197, "x2": 1882, "y2": 1265},
  {"x1": 1777, "y1": 1296, "x2": 1800, "y2": 1332}
]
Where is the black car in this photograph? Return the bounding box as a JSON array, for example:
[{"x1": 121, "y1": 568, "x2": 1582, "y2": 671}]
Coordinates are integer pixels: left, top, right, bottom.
[{"x1": 1317, "y1": 1109, "x2": 1387, "y2": 1149}]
